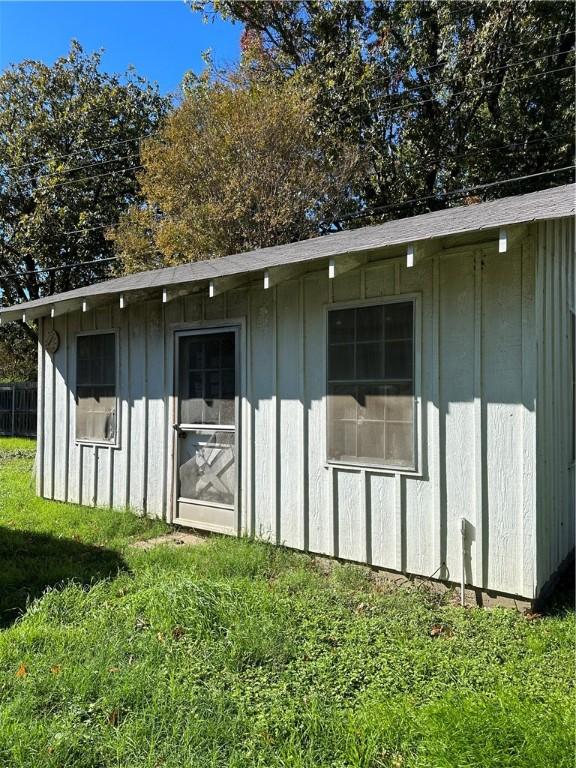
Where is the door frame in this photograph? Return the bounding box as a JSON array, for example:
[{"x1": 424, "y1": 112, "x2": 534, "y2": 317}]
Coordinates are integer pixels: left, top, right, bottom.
[{"x1": 168, "y1": 318, "x2": 246, "y2": 534}]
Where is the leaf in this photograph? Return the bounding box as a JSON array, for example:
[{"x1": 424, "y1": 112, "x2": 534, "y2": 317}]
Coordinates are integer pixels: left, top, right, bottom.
[
  {"x1": 16, "y1": 663, "x2": 27, "y2": 677},
  {"x1": 50, "y1": 665, "x2": 61, "y2": 675}
]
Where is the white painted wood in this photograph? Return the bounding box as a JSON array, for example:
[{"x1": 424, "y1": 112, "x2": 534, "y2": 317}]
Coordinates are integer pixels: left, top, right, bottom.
[
  {"x1": 34, "y1": 218, "x2": 575, "y2": 600},
  {"x1": 335, "y1": 468, "x2": 366, "y2": 562},
  {"x1": 145, "y1": 302, "x2": 165, "y2": 517},
  {"x1": 250, "y1": 288, "x2": 276, "y2": 540},
  {"x1": 499, "y1": 228, "x2": 508, "y2": 253},
  {"x1": 406, "y1": 244, "x2": 415, "y2": 268},
  {"x1": 277, "y1": 281, "x2": 304, "y2": 549}
]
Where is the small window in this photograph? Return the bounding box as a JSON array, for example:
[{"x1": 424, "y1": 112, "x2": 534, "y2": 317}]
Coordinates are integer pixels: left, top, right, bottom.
[
  {"x1": 327, "y1": 300, "x2": 416, "y2": 469},
  {"x1": 76, "y1": 332, "x2": 117, "y2": 443}
]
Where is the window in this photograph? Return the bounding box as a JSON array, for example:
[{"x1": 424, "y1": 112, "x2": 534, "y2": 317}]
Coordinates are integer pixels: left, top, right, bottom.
[
  {"x1": 327, "y1": 300, "x2": 416, "y2": 469},
  {"x1": 76, "y1": 332, "x2": 117, "y2": 443},
  {"x1": 178, "y1": 332, "x2": 236, "y2": 426}
]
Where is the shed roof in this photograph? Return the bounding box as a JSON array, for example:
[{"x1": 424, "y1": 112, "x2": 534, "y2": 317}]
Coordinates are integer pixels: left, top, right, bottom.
[{"x1": 2, "y1": 183, "x2": 574, "y2": 322}]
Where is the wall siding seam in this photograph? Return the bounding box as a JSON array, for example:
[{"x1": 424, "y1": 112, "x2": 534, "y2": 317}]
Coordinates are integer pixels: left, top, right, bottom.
[
  {"x1": 431, "y1": 255, "x2": 443, "y2": 577},
  {"x1": 300, "y1": 278, "x2": 309, "y2": 551},
  {"x1": 520, "y1": 237, "x2": 536, "y2": 598},
  {"x1": 37, "y1": 317, "x2": 45, "y2": 498},
  {"x1": 142, "y1": 307, "x2": 149, "y2": 514},
  {"x1": 473, "y1": 250, "x2": 484, "y2": 587},
  {"x1": 50, "y1": 327, "x2": 56, "y2": 500},
  {"x1": 125, "y1": 307, "x2": 132, "y2": 510},
  {"x1": 64, "y1": 313, "x2": 70, "y2": 502},
  {"x1": 273, "y1": 286, "x2": 280, "y2": 544}
]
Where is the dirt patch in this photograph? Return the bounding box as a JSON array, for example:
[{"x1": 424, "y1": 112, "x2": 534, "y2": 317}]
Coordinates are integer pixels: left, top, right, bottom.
[{"x1": 131, "y1": 530, "x2": 207, "y2": 550}]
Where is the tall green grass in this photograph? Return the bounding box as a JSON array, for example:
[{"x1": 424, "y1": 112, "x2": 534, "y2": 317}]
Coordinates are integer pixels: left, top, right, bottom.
[{"x1": 0, "y1": 447, "x2": 573, "y2": 767}]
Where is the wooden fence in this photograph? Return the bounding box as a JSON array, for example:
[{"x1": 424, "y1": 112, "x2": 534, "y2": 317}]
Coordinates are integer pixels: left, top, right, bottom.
[{"x1": 0, "y1": 383, "x2": 37, "y2": 437}]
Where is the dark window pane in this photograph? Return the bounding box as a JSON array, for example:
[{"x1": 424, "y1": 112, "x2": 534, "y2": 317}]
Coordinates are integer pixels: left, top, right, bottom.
[
  {"x1": 384, "y1": 340, "x2": 413, "y2": 379},
  {"x1": 178, "y1": 332, "x2": 236, "y2": 426},
  {"x1": 205, "y1": 340, "x2": 220, "y2": 369},
  {"x1": 356, "y1": 342, "x2": 383, "y2": 379},
  {"x1": 205, "y1": 371, "x2": 220, "y2": 400},
  {"x1": 329, "y1": 308, "x2": 355, "y2": 344},
  {"x1": 357, "y1": 305, "x2": 383, "y2": 342},
  {"x1": 187, "y1": 340, "x2": 204, "y2": 370},
  {"x1": 385, "y1": 302, "x2": 413, "y2": 340},
  {"x1": 329, "y1": 344, "x2": 355, "y2": 381},
  {"x1": 221, "y1": 335, "x2": 235, "y2": 368}
]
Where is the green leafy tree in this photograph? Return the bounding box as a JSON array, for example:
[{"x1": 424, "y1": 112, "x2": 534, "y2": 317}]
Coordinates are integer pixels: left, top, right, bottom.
[
  {"x1": 191, "y1": 0, "x2": 575, "y2": 220},
  {"x1": 0, "y1": 41, "x2": 169, "y2": 361},
  {"x1": 112, "y1": 61, "x2": 363, "y2": 272}
]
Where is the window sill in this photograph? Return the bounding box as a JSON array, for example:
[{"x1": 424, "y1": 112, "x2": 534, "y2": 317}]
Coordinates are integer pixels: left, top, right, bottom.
[
  {"x1": 325, "y1": 459, "x2": 422, "y2": 478},
  {"x1": 75, "y1": 439, "x2": 120, "y2": 450}
]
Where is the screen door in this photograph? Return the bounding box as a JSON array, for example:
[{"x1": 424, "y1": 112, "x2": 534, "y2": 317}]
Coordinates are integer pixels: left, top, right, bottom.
[{"x1": 174, "y1": 329, "x2": 238, "y2": 533}]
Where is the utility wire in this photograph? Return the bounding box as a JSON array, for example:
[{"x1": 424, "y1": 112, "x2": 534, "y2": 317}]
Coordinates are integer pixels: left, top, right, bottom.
[
  {"x1": 2, "y1": 31, "x2": 573, "y2": 175},
  {"x1": 0, "y1": 255, "x2": 121, "y2": 280},
  {"x1": 335, "y1": 65, "x2": 575, "y2": 123},
  {"x1": 1, "y1": 169, "x2": 572, "y2": 284},
  {"x1": 335, "y1": 166, "x2": 575, "y2": 225},
  {"x1": 15, "y1": 153, "x2": 140, "y2": 184},
  {"x1": 331, "y1": 48, "x2": 573, "y2": 110},
  {"x1": 10, "y1": 152, "x2": 573, "y2": 242}
]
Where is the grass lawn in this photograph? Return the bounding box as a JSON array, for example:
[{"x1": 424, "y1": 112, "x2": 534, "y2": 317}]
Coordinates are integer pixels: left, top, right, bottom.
[{"x1": 0, "y1": 439, "x2": 574, "y2": 767}]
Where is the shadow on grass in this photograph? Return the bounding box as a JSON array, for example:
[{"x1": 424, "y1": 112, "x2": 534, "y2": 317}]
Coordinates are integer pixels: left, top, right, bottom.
[{"x1": 0, "y1": 526, "x2": 127, "y2": 628}]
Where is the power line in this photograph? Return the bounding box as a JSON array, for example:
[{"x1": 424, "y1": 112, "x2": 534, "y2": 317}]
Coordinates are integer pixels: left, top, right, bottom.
[
  {"x1": 339, "y1": 64, "x2": 575, "y2": 123},
  {"x1": 18, "y1": 137, "x2": 573, "y2": 241},
  {"x1": 335, "y1": 166, "x2": 575, "y2": 225},
  {"x1": 15, "y1": 153, "x2": 140, "y2": 184},
  {"x1": 1, "y1": 135, "x2": 150, "y2": 174},
  {"x1": 0, "y1": 255, "x2": 121, "y2": 280},
  {"x1": 12, "y1": 164, "x2": 145, "y2": 193},
  {"x1": 2, "y1": 32, "x2": 573, "y2": 175},
  {"x1": 334, "y1": 48, "x2": 573, "y2": 110}
]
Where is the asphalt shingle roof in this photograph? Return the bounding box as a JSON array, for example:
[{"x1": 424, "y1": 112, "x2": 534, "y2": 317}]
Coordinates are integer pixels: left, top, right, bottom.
[{"x1": 1, "y1": 183, "x2": 574, "y2": 322}]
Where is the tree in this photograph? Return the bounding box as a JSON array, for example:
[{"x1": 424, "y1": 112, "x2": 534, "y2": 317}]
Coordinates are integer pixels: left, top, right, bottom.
[
  {"x1": 0, "y1": 41, "x2": 169, "y2": 355},
  {"x1": 111, "y1": 62, "x2": 362, "y2": 272},
  {"x1": 190, "y1": 1, "x2": 575, "y2": 221}
]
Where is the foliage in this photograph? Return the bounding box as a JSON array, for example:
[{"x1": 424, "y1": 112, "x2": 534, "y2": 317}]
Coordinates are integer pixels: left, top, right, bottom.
[
  {"x1": 111, "y1": 64, "x2": 363, "y2": 272},
  {"x1": 0, "y1": 325, "x2": 36, "y2": 381},
  {"x1": 191, "y1": 0, "x2": 575, "y2": 221},
  {"x1": 0, "y1": 42, "x2": 169, "y2": 344},
  {"x1": 0, "y1": 450, "x2": 574, "y2": 766}
]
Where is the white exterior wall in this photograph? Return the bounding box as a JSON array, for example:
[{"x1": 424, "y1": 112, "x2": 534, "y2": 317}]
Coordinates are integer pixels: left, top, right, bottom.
[
  {"x1": 535, "y1": 218, "x2": 575, "y2": 594},
  {"x1": 37, "y1": 230, "x2": 549, "y2": 599}
]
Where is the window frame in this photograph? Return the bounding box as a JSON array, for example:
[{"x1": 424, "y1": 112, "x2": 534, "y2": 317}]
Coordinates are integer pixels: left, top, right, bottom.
[
  {"x1": 74, "y1": 328, "x2": 121, "y2": 448},
  {"x1": 324, "y1": 293, "x2": 422, "y2": 475}
]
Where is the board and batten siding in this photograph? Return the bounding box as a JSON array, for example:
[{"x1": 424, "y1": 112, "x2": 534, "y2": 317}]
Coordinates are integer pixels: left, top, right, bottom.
[
  {"x1": 38, "y1": 224, "x2": 567, "y2": 600},
  {"x1": 535, "y1": 217, "x2": 575, "y2": 594}
]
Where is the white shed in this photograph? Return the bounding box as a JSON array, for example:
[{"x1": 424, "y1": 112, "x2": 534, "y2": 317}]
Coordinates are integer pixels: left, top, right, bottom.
[{"x1": 2, "y1": 184, "x2": 574, "y2": 607}]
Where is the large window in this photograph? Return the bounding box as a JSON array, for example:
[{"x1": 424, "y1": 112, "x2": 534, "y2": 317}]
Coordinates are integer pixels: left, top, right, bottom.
[
  {"x1": 76, "y1": 332, "x2": 117, "y2": 443},
  {"x1": 327, "y1": 300, "x2": 416, "y2": 469}
]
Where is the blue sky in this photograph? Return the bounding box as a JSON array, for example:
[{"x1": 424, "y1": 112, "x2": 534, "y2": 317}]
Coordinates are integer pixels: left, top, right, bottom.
[{"x1": 0, "y1": 1, "x2": 242, "y2": 95}]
